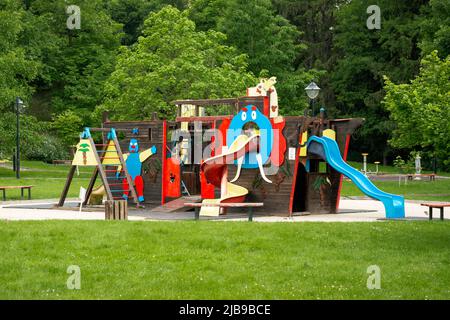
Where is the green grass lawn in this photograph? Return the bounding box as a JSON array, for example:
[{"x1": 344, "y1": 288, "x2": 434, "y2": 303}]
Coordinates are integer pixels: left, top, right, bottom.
[
  {"x1": 347, "y1": 161, "x2": 450, "y2": 177},
  {"x1": 0, "y1": 220, "x2": 449, "y2": 299},
  {"x1": 341, "y1": 179, "x2": 450, "y2": 202},
  {"x1": 0, "y1": 161, "x2": 97, "y2": 200}
]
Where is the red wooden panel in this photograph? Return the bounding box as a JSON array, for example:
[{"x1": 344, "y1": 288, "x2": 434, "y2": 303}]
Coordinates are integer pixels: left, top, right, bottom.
[
  {"x1": 269, "y1": 117, "x2": 287, "y2": 167},
  {"x1": 263, "y1": 96, "x2": 270, "y2": 117},
  {"x1": 200, "y1": 163, "x2": 215, "y2": 199},
  {"x1": 335, "y1": 134, "x2": 351, "y2": 210},
  {"x1": 165, "y1": 157, "x2": 181, "y2": 198},
  {"x1": 161, "y1": 121, "x2": 167, "y2": 204}
]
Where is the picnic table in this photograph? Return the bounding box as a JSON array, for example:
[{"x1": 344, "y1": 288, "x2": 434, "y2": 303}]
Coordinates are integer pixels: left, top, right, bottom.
[
  {"x1": 407, "y1": 173, "x2": 436, "y2": 181},
  {"x1": 0, "y1": 185, "x2": 34, "y2": 201},
  {"x1": 52, "y1": 160, "x2": 72, "y2": 165},
  {"x1": 421, "y1": 202, "x2": 450, "y2": 220}
]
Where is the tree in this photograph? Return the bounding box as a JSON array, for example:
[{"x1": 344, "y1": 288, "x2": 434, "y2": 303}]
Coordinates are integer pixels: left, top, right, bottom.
[
  {"x1": 97, "y1": 6, "x2": 256, "y2": 120},
  {"x1": 26, "y1": 0, "x2": 123, "y2": 122},
  {"x1": 272, "y1": 0, "x2": 349, "y2": 115},
  {"x1": 383, "y1": 51, "x2": 450, "y2": 168},
  {"x1": 52, "y1": 110, "x2": 83, "y2": 148},
  {"x1": 331, "y1": 0, "x2": 428, "y2": 162},
  {"x1": 420, "y1": 0, "x2": 450, "y2": 58},
  {"x1": 107, "y1": 0, "x2": 189, "y2": 45},
  {"x1": 0, "y1": 0, "x2": 41, "y2": 111},
  {"x1": 189, "y1": 0, "x2": 322, "y2": 115}
]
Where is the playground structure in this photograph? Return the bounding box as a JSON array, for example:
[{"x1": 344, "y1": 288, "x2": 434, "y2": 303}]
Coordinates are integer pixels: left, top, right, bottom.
[
  {"x1": 59, "y1": 78, "x2": 405, "y2": 219},
  {"x1": 58, "y1": 127, "x2": 156, "y2": 208}
]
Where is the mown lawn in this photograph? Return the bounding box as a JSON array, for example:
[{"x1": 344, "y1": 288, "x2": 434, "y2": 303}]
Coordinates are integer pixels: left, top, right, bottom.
[
  {"x1": 0, "y1": 220, "x2": 449, "y2": 299},
  {"x1": 0, "y1": 161, "x2": 97, "y2": 200},
  {"x1": 341, "y1": 179, "x2": 450, "y2": 202}
]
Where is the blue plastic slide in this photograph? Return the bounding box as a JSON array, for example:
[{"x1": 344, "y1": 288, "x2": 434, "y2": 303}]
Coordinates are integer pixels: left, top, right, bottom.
[{"x1": 307, "y1": 136, "x2": 405, "y2": 219}]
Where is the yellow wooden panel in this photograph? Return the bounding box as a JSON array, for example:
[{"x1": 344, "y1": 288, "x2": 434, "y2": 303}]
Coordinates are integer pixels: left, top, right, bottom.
[
  {"x1": 323, "y1": 129, "x2": 336, "y2": 140},
  {"x1": 72, "y1": 139, "x2": 97, "y2": 166},
  {"x1": 299, "y1": 131, "x2": 308, "y2": 157},
  {"x1": 102, "y1": 140, "x2": 121, "y2": 165},
  {"x1": 199, "y1": 198, "x2": 221, "y2": 216}
]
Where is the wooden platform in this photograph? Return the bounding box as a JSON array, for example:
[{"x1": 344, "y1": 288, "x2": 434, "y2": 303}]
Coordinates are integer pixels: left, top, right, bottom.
[{"x1": 149, "y1": 196, "x2": 201, "y2": 213}]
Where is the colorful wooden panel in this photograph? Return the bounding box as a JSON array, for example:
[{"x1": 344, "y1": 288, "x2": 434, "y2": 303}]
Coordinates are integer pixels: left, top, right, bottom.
[
  {"x1": 72, "y1": 139, "x2": 97, "y2": 166},
  {"x1": 165, "y1": 157, "x2": 181, "y2": 198}
]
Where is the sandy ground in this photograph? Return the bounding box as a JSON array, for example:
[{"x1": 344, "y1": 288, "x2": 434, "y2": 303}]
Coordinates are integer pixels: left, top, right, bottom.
[{"x1": 0, "y1": 198, "x2": 447, "y2": 222}]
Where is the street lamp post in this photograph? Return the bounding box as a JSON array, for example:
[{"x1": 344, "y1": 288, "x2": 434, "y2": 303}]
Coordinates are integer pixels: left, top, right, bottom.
[
  {"x1": 15, "y1": 97, "x2": 25, "y2": 179},
  {"x1": 305, "y1": 82, "x2": 321, "y2": 117},
  {"x1": 362, "y1": 153, "x2": 369, "y2": 176}
]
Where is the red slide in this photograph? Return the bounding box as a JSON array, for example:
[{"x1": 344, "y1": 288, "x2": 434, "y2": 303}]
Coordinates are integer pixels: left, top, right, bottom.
[{"x1": 199, "y1": 134, "x2": 259, "y2": 216}]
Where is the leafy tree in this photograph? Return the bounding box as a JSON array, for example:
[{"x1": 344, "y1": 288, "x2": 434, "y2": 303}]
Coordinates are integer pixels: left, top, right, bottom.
[
  {"x1": 272, "y1": 0, "x2": 348, "y2": 115},
  {"x1": 331, "y1": 0, "x2": 428, "y2": 162},
  {"x1": 420, "y1": 0, "x2": 450, "y2": 58},
  {"x1": 98, "y1": 6, "x2": 256, "y2": 120},
  {"x1": 384, "y1": 51, "x2": 450, "y2": 168},
  {"x1": 26, "y1": 0, "x2": 123, "y2": 122},
  {"x1": 0, "y1": 0, "x2": 41, "y2": 111},
  {"x1": 52, "y1": 110, "x2": 83, "y2": 148},
  {"x1": 107, "y1": 0, "x2": 189, "y2": 45},
  {"x1": 189, "y1": 0, "x2": 321, "y2": 115}
]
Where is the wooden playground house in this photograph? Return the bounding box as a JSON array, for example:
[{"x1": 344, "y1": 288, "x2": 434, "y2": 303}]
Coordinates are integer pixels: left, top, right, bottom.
[
  {"x1": 93, "y1": 100, "x2": 363, "y2": 216},
  {"x1": 59, "y1": 77, "x2": 405, "y2": 219}
]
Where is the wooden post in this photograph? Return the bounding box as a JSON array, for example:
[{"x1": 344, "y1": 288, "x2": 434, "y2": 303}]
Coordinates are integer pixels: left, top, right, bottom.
[
  {"x1": 195, "y1": 207, "x2": 200, "y2": 220},
  {"x1": 83, "y1": 167, "x2": 99, "y2": 205},
  {"x1": 58, "y1": 165, "x2": 76, "y2": 207},
  {"x1": 105, "y1": 200, "x2": 128, "y2": 220}
]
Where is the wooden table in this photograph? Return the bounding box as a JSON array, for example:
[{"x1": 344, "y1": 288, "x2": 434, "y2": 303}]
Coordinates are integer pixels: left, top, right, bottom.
[
  {"x1": 52, "y1": 160, "x2": 72, "y2": 165},
  {"x1": 420, "y1": 202, "x2": 450, "y2": 220},
  {"x1": 0, "y1": 185, "x2": 34, "y2": 201},
  {"x1": 184, "y1": 202, "x2": 264, "y2": 221},
  {"x1": 408, "y1": 173, "x2": 436, "y2": 181}
]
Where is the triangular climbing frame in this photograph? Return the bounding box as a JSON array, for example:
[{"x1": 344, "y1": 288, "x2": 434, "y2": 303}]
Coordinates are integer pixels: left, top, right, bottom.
[{"x1": 57, "y1": 127, "x2": 139, "y2": 207}]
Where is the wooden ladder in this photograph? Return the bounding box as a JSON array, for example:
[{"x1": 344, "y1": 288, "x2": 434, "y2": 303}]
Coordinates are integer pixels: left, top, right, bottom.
[{"x1": 58, "y1": 128, "x2": 139, "y2": 207}]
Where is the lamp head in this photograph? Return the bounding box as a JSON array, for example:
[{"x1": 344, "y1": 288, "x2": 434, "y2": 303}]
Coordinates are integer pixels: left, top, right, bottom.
[
  {"x1": 305, "y1": 82, "x2": 321, "y2": 100},
  {"x1": 15, "y1": 97, "x2": 26, "y2": 113}
]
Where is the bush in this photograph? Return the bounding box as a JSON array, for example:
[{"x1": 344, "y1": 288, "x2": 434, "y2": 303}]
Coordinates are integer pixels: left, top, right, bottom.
[
  {"x1": 23, "y1": 134, "x2": 68, "y2": 162},
  {"x1": 0, "y1": 112, "x2": 68, "y2": 162},
  {"x1": 393, "y1": 155, "x2": 414, "y2": 174},
  {"x1": 52, "y1": 110, "x2": 83, "y2": 148}
]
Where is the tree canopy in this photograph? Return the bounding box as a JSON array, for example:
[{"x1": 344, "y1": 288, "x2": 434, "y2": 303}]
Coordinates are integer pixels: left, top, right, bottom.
[
  {"x1": 384, "y1": 51, "x2": 450, "y2": 168},
  {"x1": 0, "y1": 0, "x2": 449, "y2": 168},
  {"x1": 0, "y1": 0, "x2": 41, "y2": 111},
  {"x1": 98, "y1": 6, "x2": 256, "y2": 120}
]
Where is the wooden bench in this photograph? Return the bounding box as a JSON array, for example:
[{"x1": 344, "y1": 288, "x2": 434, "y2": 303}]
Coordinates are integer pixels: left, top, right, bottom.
[
  {"x1": 52, "y1": 160, "x2": 72, "y2": 166},
  {"x1": 421, "y1": 202, "x2": 450, "y2": 220},
  {"x1": 0, "y1": 185, "x2": 33, "y2": 201},
  {"x1": 407, "y1": 173, "x2": 436, "y2": 181},
  {"x1": 184, "y1": 202, "x2": 264, "y2": 221}
]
